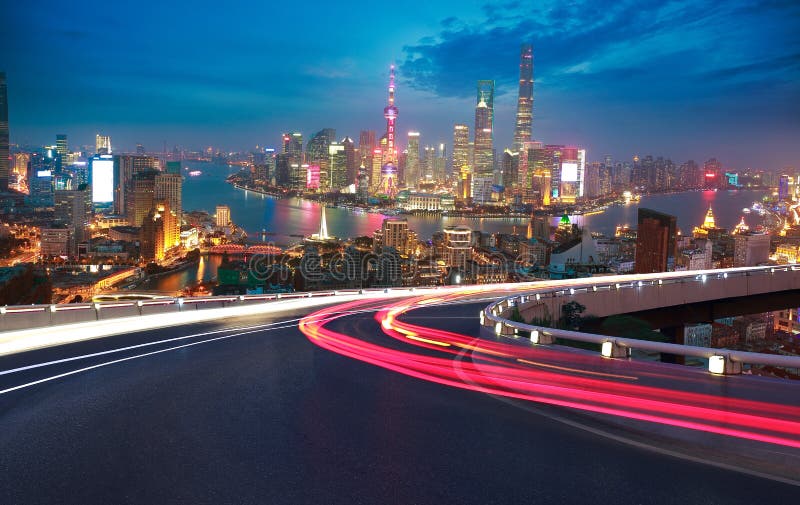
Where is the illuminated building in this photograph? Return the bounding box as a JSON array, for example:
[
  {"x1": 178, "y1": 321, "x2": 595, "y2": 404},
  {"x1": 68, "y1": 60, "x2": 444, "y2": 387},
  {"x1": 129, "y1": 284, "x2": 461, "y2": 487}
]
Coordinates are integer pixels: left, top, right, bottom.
[
  {"x1": 127, "y1": 169, "x2": 157, "y2": 226},
  {"x1": 443, "y1": 226, "x2": 472, "y2": 270},
  {"x1": 373, "y1": 217, "x2": 416, "y2": 256},
  {"x1": 692, "y1": 207, "x2": 720, "y2": 238},
  {"x1": 328, "y1": 142, "x2": 347, "y2": 190},
  {"x1": 40, "y1": 227, "x2": 72, "y2": 257},
  {"x1": 513, "y1": 44, "x2": 533, "y2": 152},
  {"x1": 423, "y1": 145, "x2": 435, "y2": 182},
  {"x1": 473, "y1": 84, "x2": 494, "y2": 181},
  {"x1": 154, "y1": 172, "x2": 182, "y2": 220},
  {"x1": 308, "y1": 206, "x2": 335, "y2": 242},
  {"x1": 557, "y1": 147, "x2": 585, "y2": 204},
  {"x1": 95, "y1": 134, "x2": 112, "y2": 155},
  {"x1": 215, "y1": 205, "x2": 231, "y2": 227},
  {"x1": 282, "y1": 132, "x2": 303, "y2": 163},
  {"x1": 358, "y1": 130, "x2": 376, "y2": 164},
  {"x1": 0, "y1": 72, "x2": 8, "y2": 191},
  {"x1": 89, "y1": 154, "x2": 115, "y2": 206},
  {"x1": 12, "y1": 153, "x2": 29, "y2": 192},
  {"x1": 501, "y1": 149, "x2": 519, "y2": 190},
  {"x1": 634, "y1": 208, "x2": 677, "y2": 273},
  {"x1": 405, "y1": 132, "x2": 420, "y2": 187},
  {"x1": 140, "y1": 201, "x2": 179, "y2": 261},
  {"x1": 452, "y1": 124, "x2": 470, "y2": 192},
  {"x1": 306, "y1": 163, "x2": 320, "y2": 190},
  {"x1": 342, "y1": 137, "x2": 356, "y2": 185},
  {"x1": 307, "y1": 128, "x2": 335, "y2": 190},
  {"x1": 289, "y1": 163, "x2": 306, "y2": 191},
  {"x1": 56, "y1": 134, "x2": 68, "y2": 161},
  {"x1": 703, "y1": 158, "x2": 723, "y2": 190},
  {"x1": 379, "y1": 65, "x2": 399, "y2": 195},
  {"x1": 54, "y1": 186, "x2": 92, "y2": 257},
  {"x1": 114, "y1": 154, "x2": 160, "y2": 215}
]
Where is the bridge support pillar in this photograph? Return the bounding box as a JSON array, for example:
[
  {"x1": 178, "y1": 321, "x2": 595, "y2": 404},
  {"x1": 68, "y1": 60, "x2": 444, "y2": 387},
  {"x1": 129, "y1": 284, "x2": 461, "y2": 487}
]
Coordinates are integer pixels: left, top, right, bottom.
[
  {"x1": 709, "y1": 355, "x2": 742, "y2": 375},
  {"x1": 601, "y1": 340, "x2": 629, "y2": 359}
]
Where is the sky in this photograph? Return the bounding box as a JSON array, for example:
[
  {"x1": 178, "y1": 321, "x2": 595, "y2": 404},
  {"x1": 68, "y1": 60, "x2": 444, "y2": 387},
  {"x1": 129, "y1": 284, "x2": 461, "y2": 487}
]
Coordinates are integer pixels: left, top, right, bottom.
[{"x1": 3, "y1": 0, "x2": 799, "y2": 169}]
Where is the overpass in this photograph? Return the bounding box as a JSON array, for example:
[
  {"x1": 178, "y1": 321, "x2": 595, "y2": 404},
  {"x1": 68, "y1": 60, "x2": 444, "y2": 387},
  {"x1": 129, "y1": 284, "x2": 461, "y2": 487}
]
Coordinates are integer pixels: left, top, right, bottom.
[{"x1": 481, "y1": 265, "x2": 800, "y2": 375}]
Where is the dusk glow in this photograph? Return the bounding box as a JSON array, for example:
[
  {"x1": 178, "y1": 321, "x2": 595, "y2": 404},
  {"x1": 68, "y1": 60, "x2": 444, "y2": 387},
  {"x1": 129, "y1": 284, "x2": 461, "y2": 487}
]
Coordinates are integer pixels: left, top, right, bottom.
[{"x1": 3, "y1": 0, "x2": 799, "y2": 168}]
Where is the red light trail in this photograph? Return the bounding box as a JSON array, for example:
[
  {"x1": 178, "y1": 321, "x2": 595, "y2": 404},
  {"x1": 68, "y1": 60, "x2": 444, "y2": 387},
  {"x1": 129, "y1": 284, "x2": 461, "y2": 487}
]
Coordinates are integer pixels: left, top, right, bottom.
[{"x1": 299, "y1": 290, "x2": 800, "y2": 449}]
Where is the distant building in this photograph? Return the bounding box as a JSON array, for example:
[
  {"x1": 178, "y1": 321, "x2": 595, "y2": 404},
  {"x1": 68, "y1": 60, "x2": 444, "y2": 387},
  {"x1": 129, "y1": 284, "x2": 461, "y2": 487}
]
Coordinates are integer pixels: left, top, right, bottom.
[
  {"x1": 634, "y1": 208, "x2": 677, "y2": 274},
  {"x1": 733, "y1": 232, "x2": 770, "y2": 267},
  {"x1": 373, "y1": 218, "x2": 416, "y2": 257},
  {"x1": 215, "y1": 205, "x2": 231, "y2": 227},
  {"x1": 54, "y1": 186, "x2": 92, "y2": 257},
  {"x1": 443, "y1": 226, "x2": 472, "y2": 270},
  {"x1": 95, "y1": 134, "x2": 112, "y2": 155},
  {"x1": 40, "y1": 226, "x2": 72, "y2": 257}
]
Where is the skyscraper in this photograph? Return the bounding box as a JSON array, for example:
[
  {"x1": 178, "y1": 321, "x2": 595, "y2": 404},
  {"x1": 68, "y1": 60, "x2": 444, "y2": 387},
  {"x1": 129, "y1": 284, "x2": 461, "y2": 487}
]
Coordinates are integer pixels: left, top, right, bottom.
[
  {"x1": 513, "y1": 44, "x2": 533, "y2": 152},
  {"x1": 406, "y1": 132, "x2": 420, "y2": 187},
  {"x1": 95, "y1": 134, "x2": 112, "y2": 155},
  {"x1": 473, "y1": 81, "x2": 494, "y2": 178},
  {"x1": 56, "y1": 134, "x2": 68, "y2": 161},
  {"x1": 54, "y1": 186, "x2": 92, "y2": 257},
  {"x1": 0, "y1": 72, "x2": 8, "y2": 191},
  {"x1": 634, "y1": 208, "x2": 677, "y2": 274}
]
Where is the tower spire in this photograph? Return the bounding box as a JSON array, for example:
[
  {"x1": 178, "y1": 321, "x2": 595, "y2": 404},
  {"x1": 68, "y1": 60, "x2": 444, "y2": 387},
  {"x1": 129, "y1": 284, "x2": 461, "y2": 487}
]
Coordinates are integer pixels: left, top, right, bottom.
[{"x1": 319, "y1": 205, "x2": 329, "y2": 240}]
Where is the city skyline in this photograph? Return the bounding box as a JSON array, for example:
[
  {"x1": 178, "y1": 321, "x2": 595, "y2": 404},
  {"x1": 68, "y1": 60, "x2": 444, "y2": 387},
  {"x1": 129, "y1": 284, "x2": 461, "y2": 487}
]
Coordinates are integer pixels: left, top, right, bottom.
[{"x1": 3, "y1": 0, "x2": 799, "y2": 169}]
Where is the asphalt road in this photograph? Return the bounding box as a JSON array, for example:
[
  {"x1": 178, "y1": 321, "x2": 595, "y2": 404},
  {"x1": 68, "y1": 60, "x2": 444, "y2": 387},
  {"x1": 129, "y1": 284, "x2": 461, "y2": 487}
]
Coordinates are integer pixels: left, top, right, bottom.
[{"x1": 1, "y1": 302, "x2": 797, "y2": 504}]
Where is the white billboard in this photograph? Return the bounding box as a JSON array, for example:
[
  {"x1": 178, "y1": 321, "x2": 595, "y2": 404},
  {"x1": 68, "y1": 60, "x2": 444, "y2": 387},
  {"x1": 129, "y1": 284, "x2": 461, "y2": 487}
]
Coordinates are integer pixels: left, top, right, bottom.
[
  {"x1": 561, "y1": 162, "x2": 578, "y2": 182},
  {"x1": 91, "y1": 157, "x2": 114, "y2": 203}
]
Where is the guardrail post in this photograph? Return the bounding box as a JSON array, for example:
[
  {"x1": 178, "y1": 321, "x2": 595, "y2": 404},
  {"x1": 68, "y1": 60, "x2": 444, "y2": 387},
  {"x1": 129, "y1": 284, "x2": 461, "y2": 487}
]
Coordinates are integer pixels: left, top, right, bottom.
[
  {"x1": 530, "y1": 329, "x2": 555, "y2": 345},
  {"x1": 709, "y1": 355, "x2": 742, "y2": 375},
  {"x1": 601, "y1": 340, "x2": 629, "y2": 359}
]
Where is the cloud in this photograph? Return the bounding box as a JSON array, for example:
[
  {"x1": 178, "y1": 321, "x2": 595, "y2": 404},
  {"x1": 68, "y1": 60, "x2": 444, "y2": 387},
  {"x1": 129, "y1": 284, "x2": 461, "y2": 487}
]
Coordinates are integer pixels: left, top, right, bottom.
[{"x1": 399, "y1": 0, "x2": 800, "y2": 102}]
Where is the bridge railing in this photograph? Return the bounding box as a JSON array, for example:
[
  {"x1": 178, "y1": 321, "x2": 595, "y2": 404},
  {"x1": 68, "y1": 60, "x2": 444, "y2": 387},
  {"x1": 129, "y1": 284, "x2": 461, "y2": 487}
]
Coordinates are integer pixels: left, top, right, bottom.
[
  {"x1": 480, "y1": 265, "x2": 800, "y2": 375},
  {"x1": 0, "y1": 286, "x2": 442, "y2": 334}
]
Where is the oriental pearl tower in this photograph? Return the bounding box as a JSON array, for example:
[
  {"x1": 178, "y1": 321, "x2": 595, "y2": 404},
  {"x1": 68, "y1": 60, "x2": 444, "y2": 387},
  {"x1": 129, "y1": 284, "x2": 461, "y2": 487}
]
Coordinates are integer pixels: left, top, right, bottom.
[{"x1": 380, "y1": 65, "x2": 399, "y2": 196}]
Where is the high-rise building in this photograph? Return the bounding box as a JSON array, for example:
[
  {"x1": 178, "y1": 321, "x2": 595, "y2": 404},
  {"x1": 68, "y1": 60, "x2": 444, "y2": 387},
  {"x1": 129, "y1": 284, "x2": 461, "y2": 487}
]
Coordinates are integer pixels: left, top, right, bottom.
[
  {"x1": 473, "y1": 81, "x2": 494, "y2": 180},
  {"x1": 443, "y1": 226, "x2": 472, "y2": 270},
  {"x1": 114, "y1": 154, "x2": 160, "y2": 215},
  {"x1": 0, "y1": 72, "x2": 8, "y2": 191},
  {"x1": 95, "y1": 134, "x2": 112, "y2": 155},
  {"x1": 513, "y1": 44, "x2": 533, "y2": 152},
  {"x1": 154, "y1": 172, "x2": 182, "y2": 220},
  {"x1": 373, "y1": 217, "x2": 415, "y2": 257},
  {"x1": 282, "y1": 133, "x2": 303, "y2": 163},
  {"x1": 140, "y1": 201, "x2": 178, "y2": 261},
  {"x1": 328, "y1": 142, "x2": 347, "y2": 190},
  {"x1": 306, "y1": 128, "x2": 335, "y2": 166},
  {"x1": 215, "y1": 205, "x2": 231, "y2": 227},
  {"x1": 55, "y1": 134, "x2": 68, "y2": 161},
  {"x1": 734, "y1": 232, "x2": 770, "y2": 267},
  {"x1": 359, "y1": 130, "x2": 376, "y2": 164},
  {"x1": 127, "y1": 169, "x2": 158, "y2": 226},
  {"x1": 423, "y1": 145, "x2": 436, "y2": 181},
  {"x1": 405, "y1": 132, "x2": 420, "y2": 187},
  {"x1": 452, "y1": 124, "x2": 470, "y2": 174},
  {"x1": 342, "y1": 137, "x2": 357, "y2": 186},
  {"x1": 54, "y1": 186, "x2": 92, "y2": 257},
  {"x1": 501, "y1": 149, "x2": 519, "y2": 190},
  {"x1": 434, "y1": 143, "x2": 446, "y2": 182},
  {"x1": 634, "y1": 208, "x2": 677, "y2": 274},
  {"x1": 89, "y1": 154, "x2": 116, "y2": 206}
]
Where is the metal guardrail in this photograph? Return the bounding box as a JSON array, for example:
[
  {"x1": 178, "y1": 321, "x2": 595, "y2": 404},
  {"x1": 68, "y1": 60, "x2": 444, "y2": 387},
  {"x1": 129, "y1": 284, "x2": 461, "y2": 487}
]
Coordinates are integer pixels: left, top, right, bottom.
[
  {"x1": 481, "y1": 265, "x2": 800, "y2": 375},
  {"x1": 0, "y1": 286, "x2": 444, "y2": 333}
]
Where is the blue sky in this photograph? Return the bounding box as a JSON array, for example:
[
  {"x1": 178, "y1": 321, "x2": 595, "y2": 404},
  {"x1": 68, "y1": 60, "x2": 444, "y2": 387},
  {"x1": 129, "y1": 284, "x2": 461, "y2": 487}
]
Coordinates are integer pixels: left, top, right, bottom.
[{"x1": 3, "y1": 0, "x2": 799, "y2": 169}]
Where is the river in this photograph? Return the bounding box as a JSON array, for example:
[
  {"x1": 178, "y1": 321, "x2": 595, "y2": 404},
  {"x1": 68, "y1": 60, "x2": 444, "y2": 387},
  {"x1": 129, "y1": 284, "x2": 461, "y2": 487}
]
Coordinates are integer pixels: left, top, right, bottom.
[{"x1": 139, "y1": 161, "x2": 769, "y2": 292}]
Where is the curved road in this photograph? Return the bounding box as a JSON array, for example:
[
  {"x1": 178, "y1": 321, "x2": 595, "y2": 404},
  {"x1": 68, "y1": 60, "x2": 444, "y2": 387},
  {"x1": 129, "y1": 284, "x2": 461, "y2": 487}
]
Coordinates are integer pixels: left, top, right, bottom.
[{"x1": 1, "y1": 292, "x2": 798, "y2": 504}]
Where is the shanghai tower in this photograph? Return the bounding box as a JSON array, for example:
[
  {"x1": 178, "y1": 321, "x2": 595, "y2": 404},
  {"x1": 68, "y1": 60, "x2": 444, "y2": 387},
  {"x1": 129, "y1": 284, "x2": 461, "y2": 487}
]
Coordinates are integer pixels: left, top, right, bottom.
[{"x1": 513, "y1": 44, "x2": 533, "y2": 152}]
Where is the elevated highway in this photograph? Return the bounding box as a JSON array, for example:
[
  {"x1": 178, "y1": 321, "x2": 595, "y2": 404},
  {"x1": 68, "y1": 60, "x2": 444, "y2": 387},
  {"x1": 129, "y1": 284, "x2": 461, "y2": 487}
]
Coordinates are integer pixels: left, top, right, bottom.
[{"x1": 1, "y1": 267, "x2": 799, "y2": 502}]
